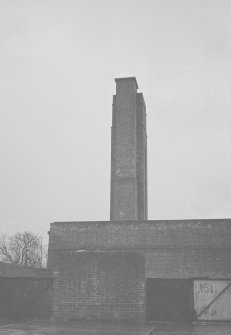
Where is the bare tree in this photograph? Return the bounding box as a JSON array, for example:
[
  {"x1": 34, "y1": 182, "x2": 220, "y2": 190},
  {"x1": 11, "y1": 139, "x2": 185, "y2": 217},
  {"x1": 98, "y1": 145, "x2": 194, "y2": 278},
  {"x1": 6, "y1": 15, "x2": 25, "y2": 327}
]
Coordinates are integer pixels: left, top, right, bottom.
[{"x1": 0, "y1": 231, "x2": 47, "y2": 268}]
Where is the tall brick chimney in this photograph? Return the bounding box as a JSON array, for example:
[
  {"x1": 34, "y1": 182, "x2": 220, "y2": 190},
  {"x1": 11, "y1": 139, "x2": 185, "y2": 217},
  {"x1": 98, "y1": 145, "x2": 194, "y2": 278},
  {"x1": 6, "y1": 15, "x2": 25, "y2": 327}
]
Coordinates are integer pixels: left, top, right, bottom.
[{"x1": 110, "y1": 77, "x2": 147, "y2": 221}]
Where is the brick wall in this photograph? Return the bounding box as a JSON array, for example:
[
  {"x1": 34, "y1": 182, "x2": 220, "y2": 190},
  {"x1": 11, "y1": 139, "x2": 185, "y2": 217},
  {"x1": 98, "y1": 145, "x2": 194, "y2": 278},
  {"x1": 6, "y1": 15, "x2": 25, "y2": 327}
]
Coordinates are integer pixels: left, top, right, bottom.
[
  {"x1": 0, "y1": 262, "x2": 51, "y2": 278},
  {"x1": 48, "y1": 219, "x2": 231, "y2": 251},
  {"x1": 110, "y1": 78, "x2": 138, "y2": 220},
  {"x1": 48, "y1": 218, "x2": 231, "y2": 320},
  {"x1": 146, "y1": 248, "x2": 231, "y2": 279},
  {"x1": 0, "y1": 277, "x2": 53, "y2": 319},
  {"x1": 136, "y1": 93, "x2": 147, "y2": 220},
  {"x1": 50, "y1": 251, "x2": 145, "y2": 320},
  {"x1": 110, "y1": 78, "x2": 147, "y2": 221}
]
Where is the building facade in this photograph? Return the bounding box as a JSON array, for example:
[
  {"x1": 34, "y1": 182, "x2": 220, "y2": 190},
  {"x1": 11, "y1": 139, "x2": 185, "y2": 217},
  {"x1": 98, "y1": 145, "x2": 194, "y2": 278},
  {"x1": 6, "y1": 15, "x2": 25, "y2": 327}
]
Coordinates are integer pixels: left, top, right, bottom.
[{"x1": 48, "y1": 78, "x2": 231, "y2": 322}]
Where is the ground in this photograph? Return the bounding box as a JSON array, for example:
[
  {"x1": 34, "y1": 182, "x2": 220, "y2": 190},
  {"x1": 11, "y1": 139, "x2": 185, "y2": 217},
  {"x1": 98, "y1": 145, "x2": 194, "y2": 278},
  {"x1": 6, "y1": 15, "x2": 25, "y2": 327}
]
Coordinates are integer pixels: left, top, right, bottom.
[{"x1": 0, "y1": 321, "x2": 231, "y2": 335}]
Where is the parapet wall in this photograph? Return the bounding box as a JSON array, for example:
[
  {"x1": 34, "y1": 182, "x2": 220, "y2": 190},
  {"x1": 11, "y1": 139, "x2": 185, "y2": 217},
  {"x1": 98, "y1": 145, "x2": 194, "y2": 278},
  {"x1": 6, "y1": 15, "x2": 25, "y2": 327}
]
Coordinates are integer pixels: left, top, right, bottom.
[{"x1": 48, "y1": 219, "x2": 231, "y2": 251}]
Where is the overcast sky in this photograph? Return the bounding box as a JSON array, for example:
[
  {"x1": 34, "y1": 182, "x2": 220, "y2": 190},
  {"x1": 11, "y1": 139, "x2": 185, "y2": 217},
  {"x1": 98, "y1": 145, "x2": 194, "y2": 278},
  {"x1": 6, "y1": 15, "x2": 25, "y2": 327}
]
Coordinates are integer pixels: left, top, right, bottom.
[{"x1": 1, "y1": 0, "x2": 231, "y2": 241}]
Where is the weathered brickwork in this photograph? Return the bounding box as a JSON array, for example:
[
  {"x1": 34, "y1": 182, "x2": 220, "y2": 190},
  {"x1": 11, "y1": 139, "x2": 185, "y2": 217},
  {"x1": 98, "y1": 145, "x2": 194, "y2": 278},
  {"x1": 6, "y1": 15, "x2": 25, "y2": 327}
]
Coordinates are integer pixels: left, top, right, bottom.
[
  {"x1": 136, "y1": 93, "x2": 147, "y2": 220},
  {"x1": 146, "y1": 248, "x2": 231, "y2": 279},
  {"x1": 0, "y1": 262, "x2": 51, "y2": 278},
  {"x1": 0, "y1": 277, "x2": 53, "y2": 319},
  {"x1": 110, "y1": 78, "x2": 147, "y2": 221},
  {"x1": 48, "y1": 219, "x2": 231, "y2": 251},
  {"x1": 111, "y1": 180, "x2": 137, "y2": 221},
  {"x1": 48, "y1": 218, "x2": 231, "y2": 320},
  {"x1": 50, "y1": 251, "x2": 145, "y2": 320}
]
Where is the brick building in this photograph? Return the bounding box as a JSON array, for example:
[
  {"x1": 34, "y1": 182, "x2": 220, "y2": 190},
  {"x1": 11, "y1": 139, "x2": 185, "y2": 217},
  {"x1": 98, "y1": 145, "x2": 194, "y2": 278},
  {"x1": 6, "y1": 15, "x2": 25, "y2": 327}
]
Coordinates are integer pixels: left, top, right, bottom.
[{"x1": 48, "y1": 78, "x2": 231, "y2": 322}]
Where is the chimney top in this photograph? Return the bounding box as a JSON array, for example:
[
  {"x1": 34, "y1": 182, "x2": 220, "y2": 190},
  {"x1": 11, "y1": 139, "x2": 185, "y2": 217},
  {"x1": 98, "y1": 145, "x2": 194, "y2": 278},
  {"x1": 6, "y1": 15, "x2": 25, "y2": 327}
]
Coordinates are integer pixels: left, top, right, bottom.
[{"x1": 115, "y1": 77, "x2": 139, "y2": 89}]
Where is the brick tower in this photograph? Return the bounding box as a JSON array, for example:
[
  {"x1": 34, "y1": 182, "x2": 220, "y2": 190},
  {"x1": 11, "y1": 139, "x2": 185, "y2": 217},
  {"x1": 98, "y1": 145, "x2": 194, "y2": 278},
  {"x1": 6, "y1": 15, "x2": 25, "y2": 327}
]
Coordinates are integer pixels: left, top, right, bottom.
[{"x1": 110, "y1": 77, "x2": 147, "y2": 221}]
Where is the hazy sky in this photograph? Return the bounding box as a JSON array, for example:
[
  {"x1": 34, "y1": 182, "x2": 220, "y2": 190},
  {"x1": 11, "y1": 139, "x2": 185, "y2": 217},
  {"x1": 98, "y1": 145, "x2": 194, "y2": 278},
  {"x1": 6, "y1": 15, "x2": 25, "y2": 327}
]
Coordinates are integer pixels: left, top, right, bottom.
[{"x1": 1, "y1": 0, "x2": 231, "y2": 241}]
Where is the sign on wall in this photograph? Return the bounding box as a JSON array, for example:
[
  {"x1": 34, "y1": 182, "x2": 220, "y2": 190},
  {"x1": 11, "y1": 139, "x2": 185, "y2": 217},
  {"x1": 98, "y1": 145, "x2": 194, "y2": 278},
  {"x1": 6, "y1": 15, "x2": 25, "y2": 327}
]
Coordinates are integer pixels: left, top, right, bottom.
[{"x1": 194, "y1": 280, "x2": 231, "y2": 320}]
